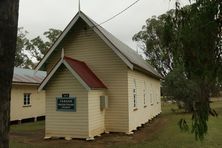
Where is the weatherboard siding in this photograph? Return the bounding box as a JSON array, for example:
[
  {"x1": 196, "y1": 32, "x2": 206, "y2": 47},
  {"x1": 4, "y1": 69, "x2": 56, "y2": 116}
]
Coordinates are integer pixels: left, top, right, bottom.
[
  {"x1": 88, "y1": 90, "x2": 106, "y2": 137},
  {"x1": 128, "y1": 70, "x2": 161, "y2": 132},
  {"x1": 46, "y1": 49, "x2": 61, "y2": 74},
  {"x1": 45, "y1": 19, "x2": 129, "y2": 133},
  {"x1": 45, "y1": 66, "x2": 89, "y2": 138},
  {"x1": 10, "y1": 85, "x2": 45, "y2": 121}
]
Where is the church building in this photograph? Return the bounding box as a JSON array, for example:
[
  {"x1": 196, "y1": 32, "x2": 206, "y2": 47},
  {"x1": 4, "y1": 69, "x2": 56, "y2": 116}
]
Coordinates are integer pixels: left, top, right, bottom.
[{"x1": 36, "y1": 11, "x2": 162, "y2": 140}]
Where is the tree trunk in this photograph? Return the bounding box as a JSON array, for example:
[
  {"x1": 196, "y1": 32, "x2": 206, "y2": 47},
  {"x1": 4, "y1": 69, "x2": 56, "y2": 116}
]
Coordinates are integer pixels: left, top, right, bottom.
[{"x1": 0, "y1": 0, "x2": 19, "y2": 147}]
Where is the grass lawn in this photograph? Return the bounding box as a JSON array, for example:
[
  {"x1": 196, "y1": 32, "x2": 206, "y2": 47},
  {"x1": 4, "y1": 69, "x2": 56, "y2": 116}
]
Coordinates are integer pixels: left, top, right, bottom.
[{"x1": 10, "y1": 101, "x2": 222, "y2": 148}]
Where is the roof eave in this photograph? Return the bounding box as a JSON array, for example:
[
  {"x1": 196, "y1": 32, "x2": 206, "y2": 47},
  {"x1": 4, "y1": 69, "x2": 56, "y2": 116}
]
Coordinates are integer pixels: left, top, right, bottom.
[
  {"x1": 133, "y1": 65, "x2": 163, "y2": 80},
  {"x1": 79, "y1": 13, "x2": 134, "y2": 70},
  {"x1": 38, "y1": 58, "x2": 63, "y2": 92},
  {"x1": 12, "y1": 82, "x2": 40, "y2": 86},
  {"x1": 35, "y1": 11, "x2": 134, "y2": 71},
  {"x1": 35, "y1": 13, "x2": 81, "y2": 71},
  {"x1": 38, "y1": 58, "x2": 107, "y2": 92},
  {"x1": 63, "y1": 60, "x2": 91, "y2": 91},
  {"x1": 35, "y1": 11, "x2": 160, "y2": 79},
  {"x1": 91, "y1": 87, "x2": 107, "y2": 90}
]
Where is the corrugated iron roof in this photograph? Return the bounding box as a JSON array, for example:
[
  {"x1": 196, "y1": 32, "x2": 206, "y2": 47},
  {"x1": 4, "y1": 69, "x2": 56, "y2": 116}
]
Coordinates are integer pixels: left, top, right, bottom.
[
  {"x1": 13, "y1": 67, "x2": 46, "y2": 84},
  {"x1": 64, "y1": 56, "x2": 107, "y2": 89},
  {"x1": 91, "y1": 19, "x2": 162, "y2": 79},
  {"x1": 35, "y1": 11, "x2": 162, "y2": 79},
  {"x1": 86, "y1": 12, "x2": 162, "y2": 79}
]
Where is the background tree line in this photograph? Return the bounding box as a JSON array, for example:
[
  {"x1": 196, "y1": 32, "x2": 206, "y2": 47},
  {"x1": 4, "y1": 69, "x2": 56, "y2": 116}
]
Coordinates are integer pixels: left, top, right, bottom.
[
  {"x1": 134, "y1": 0, "x2": 221, "y2": 140},
  {"x1": 15, "y1": 28, "x2": 62, "y2": 68}
]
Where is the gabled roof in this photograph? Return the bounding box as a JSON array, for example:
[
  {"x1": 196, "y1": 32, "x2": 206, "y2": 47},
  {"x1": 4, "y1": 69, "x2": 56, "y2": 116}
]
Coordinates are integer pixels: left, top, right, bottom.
[
  {"x1": 38, "y1": 56, "x2": 107, "y2": 91},
  {"x1": 64, "y1": 57, "x2": 107, "y2": 89},
  {"x1": 13, "y1": 67, "x2": 46, "y2": 85},
  {"x1": 35, "y1": 11, "x2": 162, "y2": 79}
]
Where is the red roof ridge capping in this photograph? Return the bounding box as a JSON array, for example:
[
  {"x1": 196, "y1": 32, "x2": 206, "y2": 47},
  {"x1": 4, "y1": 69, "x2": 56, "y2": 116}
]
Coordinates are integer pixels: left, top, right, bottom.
[{"x1": 64, "y1": 56, "x2": 107, "y2": 89}]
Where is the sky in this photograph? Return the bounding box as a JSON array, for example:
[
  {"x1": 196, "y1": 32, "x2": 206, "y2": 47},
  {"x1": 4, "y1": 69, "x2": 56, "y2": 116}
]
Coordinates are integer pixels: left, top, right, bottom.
[{"x1": 18, "y1": 0, "x2": 182, "y2": 51}]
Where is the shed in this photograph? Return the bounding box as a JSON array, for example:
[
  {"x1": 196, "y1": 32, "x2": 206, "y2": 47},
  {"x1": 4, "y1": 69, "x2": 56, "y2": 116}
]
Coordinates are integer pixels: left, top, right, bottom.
[{"x1": 11, "y1": 67, "x2": 46, "y2": 122}]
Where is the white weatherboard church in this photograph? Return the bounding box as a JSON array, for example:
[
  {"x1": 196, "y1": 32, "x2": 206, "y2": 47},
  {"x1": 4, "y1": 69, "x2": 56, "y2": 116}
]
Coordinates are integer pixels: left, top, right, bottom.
[{"x1": 36, "y1": 11, "x2": 162, "y2": 140}]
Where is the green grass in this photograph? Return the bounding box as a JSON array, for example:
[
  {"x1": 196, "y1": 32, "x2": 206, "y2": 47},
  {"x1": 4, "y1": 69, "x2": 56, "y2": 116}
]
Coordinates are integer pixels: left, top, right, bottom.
[
  {"x1": 10, "y1": 101, "x2": 222, "y2": 148},
  {"x1": 10, "y1": 121, "x2": 44, "y2": 132},
  {"x1": 116, "y1": 101, "x2": 222, "y2": 148},
  {"x1": 10, "y1": 121, "x2": 45, "y2": 148}
]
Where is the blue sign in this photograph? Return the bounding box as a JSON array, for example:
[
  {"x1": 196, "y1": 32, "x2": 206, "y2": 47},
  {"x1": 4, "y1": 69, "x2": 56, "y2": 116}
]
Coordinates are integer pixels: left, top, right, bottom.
[{"x1": 56, "y1": 97, "x2": 76, "y2": 112}]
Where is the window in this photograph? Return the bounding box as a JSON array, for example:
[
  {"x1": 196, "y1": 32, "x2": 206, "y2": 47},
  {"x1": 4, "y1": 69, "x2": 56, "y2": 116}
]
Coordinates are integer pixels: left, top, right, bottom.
[
  {"x1": 150, "y1": 84, "x2": 153, "y2": 105},
  {"x1": 157, "y1": 91, "x2": 160, "y2": 104},
  {"x1": 155, "y1": 93, "x2": 157, "y2": 104},
  {"x1": 133, "y1": 79, "x2": 137, "y2": 108},
  {"x1": 150, "y1": 93, "x2": 153, "y2": 105},
  {"x1": 24, "y1": 93, "x2": 31, "y2": 106},
  {"x1": 143, "y1": 81, "x2": 146, "y2": 106}
]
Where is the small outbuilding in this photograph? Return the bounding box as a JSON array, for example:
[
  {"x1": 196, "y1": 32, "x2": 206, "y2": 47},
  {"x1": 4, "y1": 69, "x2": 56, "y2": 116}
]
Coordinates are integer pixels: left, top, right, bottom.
[
  {"x1": 37, "y1": 11, "x2": 162, "y2": 140},
  {"x1": 11, "y1": 67, "x2": 46, "y2": 122}
]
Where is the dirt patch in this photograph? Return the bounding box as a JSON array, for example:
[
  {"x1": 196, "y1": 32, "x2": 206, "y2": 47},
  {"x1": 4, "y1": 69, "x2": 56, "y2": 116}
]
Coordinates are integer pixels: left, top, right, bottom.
[
  {"x1": 10, "y1": 115, "x2": 168, "y2": 147},
  {"x1": 10, "y1": 129, "x2": 45, "y2": 144}
]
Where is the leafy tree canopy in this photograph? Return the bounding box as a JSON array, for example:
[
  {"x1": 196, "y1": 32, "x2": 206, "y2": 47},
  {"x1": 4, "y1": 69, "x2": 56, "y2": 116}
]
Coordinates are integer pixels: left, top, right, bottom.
[
  {"x1": 25, "y1": 28, "x2": 62, "y2": 62},
  {"x1": 172, "y1": 0, "x2": 222, "y2": 140},
  {"x1": 133, "y1": 10, "x2": 175, "y2": 77},
  {"x1": 134, "y1": 0, "x2": 222, "y2": 140},
  {"x1": 15, "y1": 28, "x2": 62, "y2": 68},
  {"x1": 15, "y1": 27, "x2": 33, "y2": 68}
]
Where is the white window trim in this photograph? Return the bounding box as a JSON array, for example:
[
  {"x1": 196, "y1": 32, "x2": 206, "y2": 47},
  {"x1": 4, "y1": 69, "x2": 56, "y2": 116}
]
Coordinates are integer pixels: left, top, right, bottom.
[
  {"x1": 150, "y1": 84, "x2": 154, "y2": 106},
  {"x1": 133, "y1": 79, "x2": 137, "y2": 110},
  {"x1": 157, "y1": 92, "x2": 160, "y2": 104},
  {"x1": 150, "y1": 93, "x2": 153, "y2": 106},
  {"x1": 23, "y1": 93, "x2": 31, "y2": 107},
  {"x1": 144, "y1": 81, "x2": 147, "y2": 107}
]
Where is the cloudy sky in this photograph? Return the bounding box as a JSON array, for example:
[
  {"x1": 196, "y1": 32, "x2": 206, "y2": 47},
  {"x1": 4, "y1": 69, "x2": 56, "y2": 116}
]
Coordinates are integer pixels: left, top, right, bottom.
[{"x1": 18, "y1": 0, "x2": 182, "y2": 50}]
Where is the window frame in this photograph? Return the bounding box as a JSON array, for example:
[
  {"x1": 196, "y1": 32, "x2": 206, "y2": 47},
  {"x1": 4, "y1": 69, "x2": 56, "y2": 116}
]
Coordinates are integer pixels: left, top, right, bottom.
[
  {"x1": 133, "y1": 79, "x2": 137, "y2": 110},
  {"x1": 150, "y1": 93, "x2": 153, "y2": 106},
  {"x1": 143, "y1": 81, "x2": 147, "y2": 107},
  {"x1": 150, "y1": 84, "x2": 154, "y2": 106},
  {"x1": 23, "y1": 93, "x2": 31, "y2": 107},
  {"x1": 157, "y1": 91, "x2": 160, "y2": 104}
]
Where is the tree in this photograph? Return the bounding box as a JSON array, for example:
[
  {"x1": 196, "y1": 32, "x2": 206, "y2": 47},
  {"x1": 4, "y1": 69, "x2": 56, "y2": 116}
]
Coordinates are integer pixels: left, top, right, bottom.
[
  {"x1": 162, "y1": 66, "x2": 196, "y2": 112},
  {"x1": 0, "y1": 0, "x2": 19, "y2": 147},
  {"x1": 15, "y1": 27, "x2": 34, "y2": 68},
  {"x1": 164, "y1": 0, "x2": 222, "y2": 140},
  {"x1": 25, "y1": 28, "x2": 62, "y2": 62},
  {"x1": 14, "y1": 28, "x2": 62, "y2": 68},
  {"x1": 133, "y1": 9, "x2": 194, "y2": 111},
  {"x1": 133, "y1": 10, "x2": 175, "y2": 77},
  {"x1": 134, "y1": 0, "x2": 222, "y2": 140}
]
